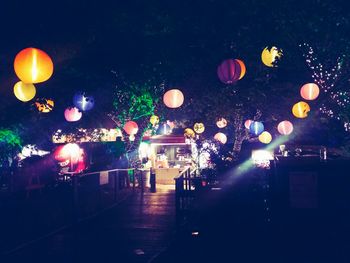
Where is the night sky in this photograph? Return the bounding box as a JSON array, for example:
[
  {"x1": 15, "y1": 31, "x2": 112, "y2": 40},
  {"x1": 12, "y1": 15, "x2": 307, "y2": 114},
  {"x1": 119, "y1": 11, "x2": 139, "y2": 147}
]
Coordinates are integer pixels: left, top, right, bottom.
[{"x1": 1, "y1": 0, "x2": 350, "y2": 146}]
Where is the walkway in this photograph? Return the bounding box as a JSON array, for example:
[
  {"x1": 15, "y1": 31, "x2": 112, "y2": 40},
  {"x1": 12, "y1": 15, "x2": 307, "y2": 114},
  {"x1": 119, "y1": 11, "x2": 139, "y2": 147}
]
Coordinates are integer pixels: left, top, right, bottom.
[{"x1": 4, "y1": 187, "x2": 176, "y2": 263}]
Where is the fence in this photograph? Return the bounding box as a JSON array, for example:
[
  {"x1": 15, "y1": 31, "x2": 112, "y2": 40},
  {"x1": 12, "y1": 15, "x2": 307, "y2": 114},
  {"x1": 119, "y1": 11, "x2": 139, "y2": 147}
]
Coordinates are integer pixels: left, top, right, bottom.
[{"x1": 174, "y1": 167, "x2": 200, "y2": 226}]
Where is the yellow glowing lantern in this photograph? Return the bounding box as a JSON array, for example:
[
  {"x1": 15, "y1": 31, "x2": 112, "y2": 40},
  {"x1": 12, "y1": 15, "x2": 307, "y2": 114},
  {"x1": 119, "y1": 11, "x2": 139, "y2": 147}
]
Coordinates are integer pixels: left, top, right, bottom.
[
  {"x1": 35, "y1": 98, "x2": 54, "y2": 113},
  {"x1": 216, "y1": 118, "x2": 227, "y2": 128},
  {"x1": 300, "y1": 83, "x2": 320, "y2": 101},
  {"x1": 14, "y1": 47, "x2": 54, "y2": 84},
  {"x1": 184, "y1": 128, "x2": 195, "y2": 138},
  {"x1": 292, "y1": 101, "x2": 310, "y2": 118},
  {"x1": 258, "y1": 131, "x2": 272, "y2": 144},
  {"x1": 163, "y1": 89, "x2": 184, "y2": 108},
  {"x1": 193, "y1": 123, "x2": 205, "y2": 134},
  {"x1": 150, "y1": 115, "x2": 159, "y2": 126},
  {"x1": 261, "y1": 46, "x2": 283, "y2": 67},
  {"x1": 214, "y1": 132, "x2": 227, "y2": 144},
  {"x1": 13, "y1": 81, "x2": 36, "y2": 102}
]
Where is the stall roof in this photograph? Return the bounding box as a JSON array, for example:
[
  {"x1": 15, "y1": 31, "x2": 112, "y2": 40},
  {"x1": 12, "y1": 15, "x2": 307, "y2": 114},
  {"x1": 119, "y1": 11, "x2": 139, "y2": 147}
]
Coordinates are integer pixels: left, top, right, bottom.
[{"x1": 145, "y1": 135, "x2": 186, "y2": 145}]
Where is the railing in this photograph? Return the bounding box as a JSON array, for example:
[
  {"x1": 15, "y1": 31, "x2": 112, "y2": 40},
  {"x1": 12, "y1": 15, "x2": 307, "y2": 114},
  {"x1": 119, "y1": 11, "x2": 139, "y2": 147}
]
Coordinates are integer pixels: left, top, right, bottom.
[
  {"x1": 174, "y1": 167, "x2": 200, "y2": 225},
  {"x1": 0, "y1": 168, "x2": 144, "y2": 255}
]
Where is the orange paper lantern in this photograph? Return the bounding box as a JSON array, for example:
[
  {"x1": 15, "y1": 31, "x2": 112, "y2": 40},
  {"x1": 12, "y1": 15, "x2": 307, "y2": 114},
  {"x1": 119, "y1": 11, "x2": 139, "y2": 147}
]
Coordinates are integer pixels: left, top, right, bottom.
[
  {"x1": 124, "y1": 121, "x2": 139, "y2": 135},
  {"x1": 214, "y1": 132, "x2": 227, "y2": 144},
  {"x1": 14, "y1": 47, "x2": 54, "y2": 84},
  {"x1": 236, "y1": 59, "x2": 246, "y2": 80},
  {"x1": 300, "y1": 83, "x2": 320, "y2": 100},
  {"x1": 35, "y1": 98, "x2": 54, "y2": 113},
  {"x1": 163, "y1": 89, "x2": 184, "y2": 108},
  {"x1": 277, "y1": 120, "x2": 293, "y2": 135}
]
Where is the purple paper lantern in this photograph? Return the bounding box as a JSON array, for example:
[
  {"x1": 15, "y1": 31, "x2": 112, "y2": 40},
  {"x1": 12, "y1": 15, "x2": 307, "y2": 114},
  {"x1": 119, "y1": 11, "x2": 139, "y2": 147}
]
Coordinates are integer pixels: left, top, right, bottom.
[{"x1": 217, "y1": 59, "x2": 241, "y2": 84}]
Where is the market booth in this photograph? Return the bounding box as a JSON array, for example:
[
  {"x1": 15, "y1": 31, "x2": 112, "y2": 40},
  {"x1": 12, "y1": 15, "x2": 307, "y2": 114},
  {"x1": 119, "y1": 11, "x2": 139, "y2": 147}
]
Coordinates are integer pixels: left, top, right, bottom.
[{"x1": 145, "y1": 135, "x2": 193, "y2": 185}]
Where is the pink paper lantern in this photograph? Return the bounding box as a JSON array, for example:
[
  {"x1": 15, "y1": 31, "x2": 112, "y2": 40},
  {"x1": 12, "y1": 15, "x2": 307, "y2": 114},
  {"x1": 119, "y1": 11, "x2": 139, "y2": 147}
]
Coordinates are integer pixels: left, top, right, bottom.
[
  {"x1": 300, "y1": 83, "x2": 320, "y2": 101},
  {"x1": 163, "y1": 89, "x2": 184, "y2": 108},
  {"x1": 64, "y1": 107, "x2": 82, "y2": 122},
  {"x1": 277, "y1": 120, "x2": 293, "y2": 135},
  {"x1": 214, "y1": 132, "x2": 227, "y2": 144},
  {"x1": 244, "y1": 119, "x2": 253, "y2": 129},
  {"x1": 124, "y1": 121, "x2": 139, "y2": 135}
]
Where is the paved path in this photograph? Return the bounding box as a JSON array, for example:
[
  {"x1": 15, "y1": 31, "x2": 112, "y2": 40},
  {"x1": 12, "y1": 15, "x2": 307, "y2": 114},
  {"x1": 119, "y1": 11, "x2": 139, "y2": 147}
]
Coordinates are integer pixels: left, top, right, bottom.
[{"x1": 4, "y1": 188, "x2": 176, "y2": 263}]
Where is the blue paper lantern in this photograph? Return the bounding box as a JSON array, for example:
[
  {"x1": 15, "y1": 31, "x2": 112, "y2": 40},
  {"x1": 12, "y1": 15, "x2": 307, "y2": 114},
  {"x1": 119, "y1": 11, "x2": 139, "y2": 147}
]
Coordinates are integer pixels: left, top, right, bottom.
[
  {"x1": 73, "y1": 92, "x2": 95, "y2": 111},
  {"x1": 249, "y1": 121, "x2": 264, "y2": 136}
]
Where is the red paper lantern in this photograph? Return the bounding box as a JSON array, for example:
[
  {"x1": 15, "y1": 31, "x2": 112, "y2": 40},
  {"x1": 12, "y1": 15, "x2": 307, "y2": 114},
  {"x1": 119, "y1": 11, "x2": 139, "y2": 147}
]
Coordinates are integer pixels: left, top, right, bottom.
[
  {"x1": 217, "y1": 59, "x2": 244, "y2": 84},
  {"x1": 14, "y1": 47, "x2": 54, "y2": 84},
  {"x1": 300, "y1": 83, "x2": 320, "y2": 101},
  {"x1": 277, "y1": 120, "x2": 294, "y2": 135},
  {"x1": 124, "y1": 121, "x2": 139, "y2": 135},
  {"x1": 53, "y1": 145, "x2": 68, "y2": 162},
  {"x1": 64, "y1": 107, "x2": 82, "y2": 122},
  {"x1": 214, "y1": 132, "x2": 227, "y2": 144},
  {"x1": 163, "y1": 89, "x2": 184, "y2": 108}
]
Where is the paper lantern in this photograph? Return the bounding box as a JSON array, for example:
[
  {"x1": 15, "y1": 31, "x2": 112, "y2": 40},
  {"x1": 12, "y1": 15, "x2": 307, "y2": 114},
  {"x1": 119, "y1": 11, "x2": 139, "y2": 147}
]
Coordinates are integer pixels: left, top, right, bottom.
[
  {"x1": 249, "y1": 121, "x2": 264, "y2": 136},
  {"x1": 73, "y1": 92, "x2": 95, "y2": 111},
  {"x1": 54, "y1": 144, "x2": 80, "y2": 162},
  {"x1": 54, "y1": 145, "x2": 69, "y2": 162},
  {"x1": 150, "y1": 115, "x2": 159, "y2": 126},
  {"x1": 13, "y1": 81, "x2": 36, "y2": 102},
  {"x1": 193, "y1": 123, "x2": 205, "y2": 134},
  {"x1": 214, "y1": 132, "x2": 227, "y2": 144},
  {"x1": 216, "y1": 118, "x2": 227, "y2": 128},
  {"x1": 157, "y1": 123, "x2": 171, "y2": 135},
  {"x1": 217, "y1": 59, "x2": 242, "y2": 84},
  {"x1": 35, "y1": 98, "x2": 54, "y2": 113},
  {"x1": 124, "y1": 121, "x2": 138, "y2": 135},
  {"x1": 167, "y1": 120, "x2": 175, "y2": 129},
  {"x1": 184, "y1": 128, "x2": 195, "y2": 138},
  {"x1": 163, "y1": 89, "x2": 184, "y2": 108},
  {"x1": 14, "y1": 47, "x2": 54, "y2": 83},
  {"x1": 292, "y1": 101, "x2": 310, "y2": 118},
  {"x1": 64, "y1": 107, "x2": 82, "y2": 122},
  {"x1": 261, "y1": 46, "x2": 283, "y2": 67},
  {"x1": 244, "y1": 119, "x2": 253, "y2": 129},
  {"x1": 258, "y1": 131, "x2": 272, "y2": 144},
  {"x1": 277, "y1": 120, "x2": 293, "y2": 135},
  {"x1": 236, "y1": 59, "x2": 246, "y2": 80},
  {"x1": 300, "y1": 83, "x2": 320, "y2": 101}
]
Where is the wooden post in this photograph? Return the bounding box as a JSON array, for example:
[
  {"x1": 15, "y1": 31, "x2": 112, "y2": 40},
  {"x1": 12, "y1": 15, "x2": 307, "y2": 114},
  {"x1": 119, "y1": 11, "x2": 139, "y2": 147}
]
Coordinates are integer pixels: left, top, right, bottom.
[
  {"x1": 150, "y1": 167, "x2": 156, "y2": 193},
  {"x1": 72, "y1": 175, "x2": 79, "y2": 223},
  {"x1": 114, "y1": 171, "x2": 118, "y2": 202},
  {"x1": 132, "y1": 169, "x2": 136, "y2": 190}
]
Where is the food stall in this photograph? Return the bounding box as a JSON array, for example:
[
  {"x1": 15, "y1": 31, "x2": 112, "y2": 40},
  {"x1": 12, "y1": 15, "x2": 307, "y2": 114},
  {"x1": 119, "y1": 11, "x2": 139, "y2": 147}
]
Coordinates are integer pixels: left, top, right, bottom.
[{"x1": 144, "y1": 135, "x2": 193, "y2": 185}]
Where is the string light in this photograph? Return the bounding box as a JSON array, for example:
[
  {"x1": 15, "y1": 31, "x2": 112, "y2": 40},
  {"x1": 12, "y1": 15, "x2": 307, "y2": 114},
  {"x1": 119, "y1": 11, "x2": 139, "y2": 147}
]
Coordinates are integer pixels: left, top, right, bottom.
[
  {"x1": 300, "y1": 43, "x2": 344, "y2": 93},
  {"x1": 301, "y1": 43, "x2": 350, "y2": 131}
]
